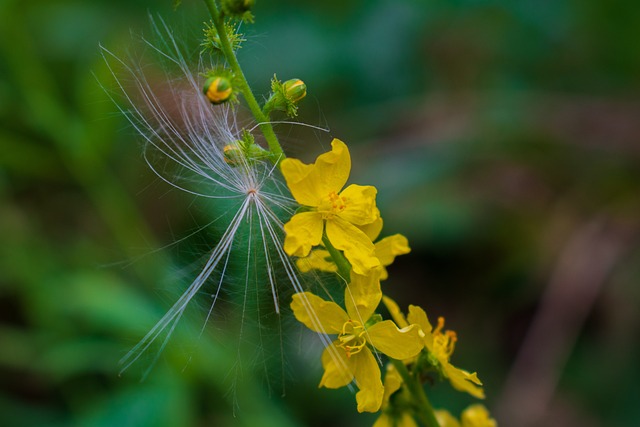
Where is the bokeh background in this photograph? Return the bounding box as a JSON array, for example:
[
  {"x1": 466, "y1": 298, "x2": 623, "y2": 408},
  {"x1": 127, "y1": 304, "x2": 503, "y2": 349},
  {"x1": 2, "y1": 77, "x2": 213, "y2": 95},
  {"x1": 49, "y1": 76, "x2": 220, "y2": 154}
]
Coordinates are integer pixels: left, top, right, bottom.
[{"x1": 1, "y1": 0, "x2": 639, "y2": 426}]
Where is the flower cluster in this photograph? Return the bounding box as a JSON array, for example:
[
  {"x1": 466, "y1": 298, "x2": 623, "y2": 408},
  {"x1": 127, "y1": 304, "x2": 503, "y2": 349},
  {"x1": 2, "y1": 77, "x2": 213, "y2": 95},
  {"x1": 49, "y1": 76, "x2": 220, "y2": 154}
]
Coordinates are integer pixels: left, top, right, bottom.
[
  {"x1": 117, "y1": 1, "x2": 496, "y2": 424},
  {"x1": 282, "y1": 140, "x2": 492, "y2": 423}
]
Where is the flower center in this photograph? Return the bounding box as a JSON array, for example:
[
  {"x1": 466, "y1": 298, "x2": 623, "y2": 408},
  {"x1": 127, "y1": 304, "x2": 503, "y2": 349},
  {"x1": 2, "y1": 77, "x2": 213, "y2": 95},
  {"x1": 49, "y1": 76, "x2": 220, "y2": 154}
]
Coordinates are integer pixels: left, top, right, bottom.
[
  {"x1": 318, "y1": 191, "x2": 347, "y2": 218},
  {"x1": 432, "y1": 316, "x2": 457, "y2": 362},
  {"x1": 337, "y1": 319, "x2": 367, "y2": 357}
]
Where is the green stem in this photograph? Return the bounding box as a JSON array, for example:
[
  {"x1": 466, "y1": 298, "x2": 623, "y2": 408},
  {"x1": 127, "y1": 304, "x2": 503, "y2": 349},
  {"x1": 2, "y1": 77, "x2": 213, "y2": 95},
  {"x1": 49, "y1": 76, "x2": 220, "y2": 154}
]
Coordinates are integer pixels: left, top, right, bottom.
[
  {"x1": 202, "y1": 0, "x2": 284, "y2": 165},
  {"x1": 322, "y1": 234, "x2": 351, "y2": 283},
  {"x1": 390, "y1": 359, "x2": 441, "y2": 427}
]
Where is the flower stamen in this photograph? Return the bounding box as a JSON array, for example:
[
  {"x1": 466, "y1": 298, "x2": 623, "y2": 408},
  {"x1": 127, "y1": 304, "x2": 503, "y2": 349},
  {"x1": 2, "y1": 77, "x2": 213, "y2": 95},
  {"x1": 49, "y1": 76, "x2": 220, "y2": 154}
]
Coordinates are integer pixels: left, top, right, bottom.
[
  {"x1": 432, "y1": 316, "x2": 457, "y2": 361},
  {"x1": 319, "y1": 191, "x2": 347, "y2": 219},
  {"x1": 337, "y1": 319, "x2": 367, "y2": 357}
]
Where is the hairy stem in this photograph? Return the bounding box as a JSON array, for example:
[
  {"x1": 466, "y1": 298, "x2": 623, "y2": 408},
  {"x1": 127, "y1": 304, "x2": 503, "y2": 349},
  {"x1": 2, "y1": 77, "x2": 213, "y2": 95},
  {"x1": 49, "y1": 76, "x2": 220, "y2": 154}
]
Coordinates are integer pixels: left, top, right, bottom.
[
  {"x1": 202, "y1": 0, "x2": 284, "y2": 165},
  {"x1": 322, "y1": 234, "x2": 352, "y2": 283},
  {"x1": 390, "y1": 359, "x2": 441, "y2": 427}
]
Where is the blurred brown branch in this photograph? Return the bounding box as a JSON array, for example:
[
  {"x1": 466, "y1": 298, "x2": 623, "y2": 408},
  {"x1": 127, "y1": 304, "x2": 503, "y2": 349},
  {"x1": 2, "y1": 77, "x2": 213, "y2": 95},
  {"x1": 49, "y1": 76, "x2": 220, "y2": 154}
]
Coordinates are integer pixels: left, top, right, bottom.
[{"x1": 495, "y1": 215, "x2": 638, "y2": 427}]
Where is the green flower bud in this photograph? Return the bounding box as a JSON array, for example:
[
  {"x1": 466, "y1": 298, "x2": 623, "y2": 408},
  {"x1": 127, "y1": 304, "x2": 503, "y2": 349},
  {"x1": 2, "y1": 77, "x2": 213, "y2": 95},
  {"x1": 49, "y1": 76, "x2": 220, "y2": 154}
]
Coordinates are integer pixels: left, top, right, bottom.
[
  {"x1": 222, "y1": 0, "x2": 255, "y2": 17},
  {"x1": 203, "y1": 76, "x2": 232, "y2": 104},
  {"x1": 223, "y1": 144, "x2": 243, "y2": 166},
  {"x1": 283, "y1": 79, "x2": 306, "y2": 103},
  {"x1": 263, "y1": 76, "x2": 307, "y2": 118}
]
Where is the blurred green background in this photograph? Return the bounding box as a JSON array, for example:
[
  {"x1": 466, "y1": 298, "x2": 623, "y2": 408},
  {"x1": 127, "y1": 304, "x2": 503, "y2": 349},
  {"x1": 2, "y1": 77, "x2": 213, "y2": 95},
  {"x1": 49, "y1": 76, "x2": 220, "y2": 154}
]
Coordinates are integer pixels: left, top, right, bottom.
[{"x1": 1, "y1": 0, "x2": 639, "y2": 426}]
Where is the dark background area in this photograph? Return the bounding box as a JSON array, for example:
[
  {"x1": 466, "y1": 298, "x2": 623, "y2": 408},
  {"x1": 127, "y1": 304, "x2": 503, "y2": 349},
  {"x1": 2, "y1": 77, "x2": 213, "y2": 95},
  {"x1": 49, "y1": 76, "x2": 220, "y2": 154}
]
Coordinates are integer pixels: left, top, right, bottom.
[{"x1": 1, "y1": 0, "x2": 639, "y2": 426}]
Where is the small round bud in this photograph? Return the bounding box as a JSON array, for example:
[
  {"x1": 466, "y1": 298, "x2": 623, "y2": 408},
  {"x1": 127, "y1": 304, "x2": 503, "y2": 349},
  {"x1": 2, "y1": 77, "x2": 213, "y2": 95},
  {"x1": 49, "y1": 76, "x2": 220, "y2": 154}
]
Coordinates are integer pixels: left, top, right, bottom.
[
  {"x1": 223, "y1": 144, "x2": 243, "y2": 166},
  {"x1": 223, "y1": 0, "x2": 254, "y2": 15},
  {"x1": 283, "y1": 79, "x2": 306, "y2": 103},
  {"x1": 203, "y1": 77, "x2": 232, "y2": 104}
]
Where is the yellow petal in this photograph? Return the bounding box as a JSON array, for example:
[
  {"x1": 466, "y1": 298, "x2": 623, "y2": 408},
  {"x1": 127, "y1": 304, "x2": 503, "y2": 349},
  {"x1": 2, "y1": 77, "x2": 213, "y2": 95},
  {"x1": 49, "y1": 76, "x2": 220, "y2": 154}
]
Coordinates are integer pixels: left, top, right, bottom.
[
  {"x1": 375, "y1": 234, "x2": 410, "y2": 280},
  {"x1": 444, "y1": 365, "x2": 485, "y2": 399},
  {"x1": 353, "y1": 347, "x2": 384, "y2": 413},
  {"x1": 344, "y1": 269, "x2": 382, "y2": 323},
  {"x1": 338, "y1": 184, "x2": 379, "y2": 225},
  {"x1": 283, "y1": 212, "x2": 323, "y2": 257},
  {"x1": 398, "y1": 414, "x2": 419, "y2": 427},
  {"x1": 326, "y1": 217, "x2": 380, "y2": 275},
  {"x1": 435, "y1": 410, "x2": 462, "y2": 427},
  {"x1": 319, "y1": 343, "x2": 354, "y2": 389},
  {"x1": 279, "y1": 158, "x2": 318, "y2": 206},
  {"x1": 381, "y1": 364, "x2": 403, "y2": 405},
  {"x1": 373, "y1": 414, "x2": 394, "y2": 427},
  {"x1": 280, "y1": 139, "x2": 350, "y2": 206},
  {"x1": 367, "y1": 321, "x2": 424, "y2": 360},
  {"x1": 374, "y1": 413, "x2": 418, "y2": 427},
  {"x1": 375, "y1": 234, "x2": 411, "y2": 266},
  {"x1": 291, "y1": 292, "x2": 348, "y2": 334},
  {"x1": 359, "y1": 216, "x2": 383, "y2": 241},
  {"x1": 381, "y1": 296, "x2": 409, "y2": 329},
  {"x1": 461, "y1": 404, "x2": 496, "y2": 427},
  {"x1": 407, "y1": 305, "x2": 434, "y2": 350},
  {"x1": 296, "y1": 249, "x2": 337, "y2": 273}
]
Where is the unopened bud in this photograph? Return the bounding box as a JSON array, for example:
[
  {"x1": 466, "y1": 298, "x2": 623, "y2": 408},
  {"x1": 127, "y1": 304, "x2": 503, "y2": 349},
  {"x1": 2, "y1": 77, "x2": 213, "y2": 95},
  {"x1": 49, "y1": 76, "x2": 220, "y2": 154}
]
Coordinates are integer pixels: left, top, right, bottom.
[
  {"x1": 203, "y1": 76, "x2": 232, "y2": 104},
  {"x1": 222, "y1": 0, "x2": 254, "y2": 15},
  {"x1": 223, "y1": 144, "x2": 243, "y2": 166},
  {"x1": 283, "y1": 79, "x2": 306, "y2": 103},
  {"x1": 263, "y1": 76, "x2": 307, "y2": 118}
]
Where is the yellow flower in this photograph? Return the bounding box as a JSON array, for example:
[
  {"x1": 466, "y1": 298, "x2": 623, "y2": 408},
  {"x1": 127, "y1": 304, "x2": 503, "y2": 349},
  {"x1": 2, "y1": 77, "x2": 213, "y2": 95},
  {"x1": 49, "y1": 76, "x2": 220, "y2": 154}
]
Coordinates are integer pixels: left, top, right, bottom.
[
  {"x1": 373, "y1": 364, "x2": 418, "y2": 427},
  {"x1": 357, "y1": 217, "x2": 411, "y2": 280},
  {"x1": 435, "y1": 405, "x2": 497, "y2": 427},
  {"x1": 460, "y1": 404, "x2": 497, "y2": 427},
  {"x1": 296, "y1": 217, "x2": 410, "y2": 279},
  {"x1": 296, "y1": 248, "x2": 338, "y2": 274},
  {"x1": 374, "y1": 410, "x2": 418, "y2": 427},
  {"x1": 435, "y1": 410, "x2": 462, "y2": 427},
  {"x1": 382, "y1": 297, "x2": 485, "y2": 399},
  {"x1": 281, "y1": 139, "x2": 381, "y2": 275},
  {"x1": 290, "y1": 269, "x2": 423, "y2": 412}
]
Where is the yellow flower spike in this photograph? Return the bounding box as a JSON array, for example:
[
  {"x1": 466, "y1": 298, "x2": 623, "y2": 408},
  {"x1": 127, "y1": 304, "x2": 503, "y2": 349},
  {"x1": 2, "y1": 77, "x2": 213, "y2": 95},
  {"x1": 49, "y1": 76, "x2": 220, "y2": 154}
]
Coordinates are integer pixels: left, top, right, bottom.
[
  {"x1": 460, "y1": 404, "x2": 497, "y2": 427},
  {"x1": 407, "y1": 306, "x2": 485, "y2": 399},
  {"x1": 290, "y1": 270, "x2": 424, "y2": 413},
  {"x1": 282, "y1": 139, "x2": 381, "y2": 275}
]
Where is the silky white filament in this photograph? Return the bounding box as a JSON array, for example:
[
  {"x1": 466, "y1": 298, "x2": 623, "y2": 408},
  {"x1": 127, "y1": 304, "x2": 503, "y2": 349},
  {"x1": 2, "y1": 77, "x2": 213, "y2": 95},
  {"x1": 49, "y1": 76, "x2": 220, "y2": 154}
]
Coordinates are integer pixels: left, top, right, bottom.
[{"x1": 101, "y1": 16, "x2": 350, "y2": 385}]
